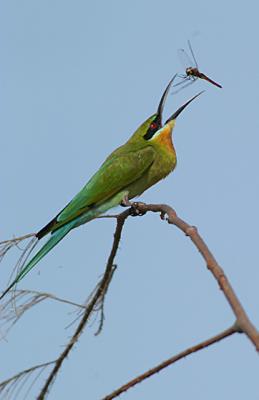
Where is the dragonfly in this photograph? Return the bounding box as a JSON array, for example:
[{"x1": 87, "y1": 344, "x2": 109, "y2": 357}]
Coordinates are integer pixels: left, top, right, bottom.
[{"x1": 174, "y1": 40, "x2": 222, "y2": 92}]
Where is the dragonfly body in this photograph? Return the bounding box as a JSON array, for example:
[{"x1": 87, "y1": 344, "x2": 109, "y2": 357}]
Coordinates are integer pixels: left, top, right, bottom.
[
  {"x1": 185, "y1": 67, "x2": 222, "y2": 88},
  {"x1": 175, "y1": 41, "x2": 222, "y2": 91}
]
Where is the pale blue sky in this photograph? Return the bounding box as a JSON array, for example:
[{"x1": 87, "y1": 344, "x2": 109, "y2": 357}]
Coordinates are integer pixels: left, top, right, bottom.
[{"x1": 1, "y1": 1, "x2": 259, "y2": 399}]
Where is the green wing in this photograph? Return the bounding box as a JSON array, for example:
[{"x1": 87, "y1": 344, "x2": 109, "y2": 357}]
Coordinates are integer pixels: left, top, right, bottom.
[{"x1": 57, "y1": 146, "x2": 155, "y2": 223}]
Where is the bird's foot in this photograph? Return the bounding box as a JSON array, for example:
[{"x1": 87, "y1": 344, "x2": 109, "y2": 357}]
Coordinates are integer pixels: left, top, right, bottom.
[
  {"x1": 120, "y1": 195, "x2": 132, "y2": 207},
  {"x1": 120, "y1": 196, "x2": 146, "y2": 216},
  {"x1": 130, "y1": 202, "x2": 147, "y2": 217}
]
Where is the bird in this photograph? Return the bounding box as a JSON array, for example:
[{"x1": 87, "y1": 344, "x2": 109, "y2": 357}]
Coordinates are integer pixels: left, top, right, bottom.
[{"x1": 0, "y1": 75, "x2": 202, "y2": 299}]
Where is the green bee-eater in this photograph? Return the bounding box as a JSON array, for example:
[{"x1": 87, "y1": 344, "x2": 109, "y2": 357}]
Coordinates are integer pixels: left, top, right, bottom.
[{"x1": 1, "y1": 75, "x2": 202, "y2": 299}]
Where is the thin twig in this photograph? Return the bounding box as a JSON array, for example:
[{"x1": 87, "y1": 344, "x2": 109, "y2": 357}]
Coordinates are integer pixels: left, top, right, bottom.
[
  {"x1": 1, "y1": 202, "x2": 258, "y2": 400},
  {"x1": 0, "y1": 361, "x2": 55, "y2": 398},
  {"x1": 0, "y1": 289, "x2": 86, "y2": 339},
  {"x1": 129, "y1": 202, "x2": 259, "y2": 350},
  {"x1": 94, "y1": 264, "x2": 117, "y2": 336},
  {"x1": 0, "y1": 233, "x2": 36, "y2": 246},
  {"x1": 36, "y1": 209, "x2": 130, "y2": 400},
  {"x1": 16, "y1": 289, "x2": 87, "y2": 309},
  {"x1": 102, "y1": 325, "x2": 236, "y2": 400}
]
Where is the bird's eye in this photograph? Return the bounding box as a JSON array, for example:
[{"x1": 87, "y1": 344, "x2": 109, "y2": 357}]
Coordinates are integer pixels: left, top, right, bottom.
[
  {"x1": 150, "y1": 122, "x2": 157, "y2": 130},
  {"x1": 143, "y1": 120, "x2": 160, "y2": 140}
]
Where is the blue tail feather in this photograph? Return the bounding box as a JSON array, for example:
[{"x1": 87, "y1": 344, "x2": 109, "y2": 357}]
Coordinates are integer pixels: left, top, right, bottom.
[
  {"x1": 0, "y1": 190, "x2": 128, "y2": 300},
  {"x1": 0, "y1": 222, "x2": 74, "y2": 299}
]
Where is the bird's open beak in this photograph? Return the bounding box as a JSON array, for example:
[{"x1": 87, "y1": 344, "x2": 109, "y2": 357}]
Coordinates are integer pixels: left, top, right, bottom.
[
  {"x1": 165, "y1": 91, "x2": 204, "y2": 123},
  {"x1": 156, "y1": 74, "x2": 178, "y2": 127},
  {"x1": 156, "y1": 75, "x2": 203, "y2": 126}
]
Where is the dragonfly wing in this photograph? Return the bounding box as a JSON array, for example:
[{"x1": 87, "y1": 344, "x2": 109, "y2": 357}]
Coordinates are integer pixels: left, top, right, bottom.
[
  {"x1": 187, "y1": 40, "x2": 199, "y2": 68},
  {"x1": 172, "y1": 78, "x2": 197, "y2": 94},
  {"x1": 173, "y1": 76, "x2": 189, "y2": 88},
  {"x1": 178, "y1": 48, "x2": 194, "y2": 69}
]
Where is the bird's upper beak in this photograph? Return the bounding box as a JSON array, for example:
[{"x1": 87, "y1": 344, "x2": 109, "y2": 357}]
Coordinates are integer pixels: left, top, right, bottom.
[
  {"x1": 156, "y1": 74, "x2": 178, "y2": 127},
  {"x1": 156, "y1": 74, "x2": 203, "y2": 127}
]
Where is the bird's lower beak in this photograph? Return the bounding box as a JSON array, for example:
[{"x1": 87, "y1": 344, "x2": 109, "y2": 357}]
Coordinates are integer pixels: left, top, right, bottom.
[{"x1": 165, "y1": 91, "x2": 204, "y2": 124}]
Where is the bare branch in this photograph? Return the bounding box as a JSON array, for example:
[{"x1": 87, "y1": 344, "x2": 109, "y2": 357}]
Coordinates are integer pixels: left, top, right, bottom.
[
  {"x1": 65, "y1": 264, "x2": 117, "y2": 333},
  {"x1": 0, "y1": 236, "x2": 38, "y2": 300},
  {"x1": 0, "y1": 290, "x2": 85, "y2": 339},
  {"x1": 0, "y1": 233, "x2": 36, "y2": 263},
  {"x1": 0, "y1": 361, "x2": 55, "y2": 400},
  {"x1": 36, "y1": 209, "x2": 130, "y2": 400},
  {"x1": 128, "y1": 202, "x2": 259, "y2": 350},
  {"x1": 0, "y1": 233, "x2": 36, "y2": 246},
  {"x1": 1, "y1": 202, "x2": 258, "y2": 400},
  {"x1": 94, "y1": 264, "x2": 117, "y2": 336},
  {"x1": 102, "y1": 325, "x2": 236, "y2": 400}
]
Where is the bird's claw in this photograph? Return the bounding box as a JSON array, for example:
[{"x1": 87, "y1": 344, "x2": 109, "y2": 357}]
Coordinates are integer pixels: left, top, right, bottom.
[
  {"x1": 120, "y1": 196, "x2": 146, "y2": 216},
  {"x1": 130, "y1": 202, "x2": 147, "y2": 217},
  {"x1": 160, "y1": 211, "x2": 166, "y2": 220},
  {"x1": 120, "y1": 195, "x2": 132, "y2": 207}
]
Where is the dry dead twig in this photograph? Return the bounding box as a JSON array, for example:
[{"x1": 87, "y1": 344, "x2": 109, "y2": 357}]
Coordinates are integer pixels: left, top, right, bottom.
[{"x1": 0, "y1": 202, "x2": 258, "y2": 400}]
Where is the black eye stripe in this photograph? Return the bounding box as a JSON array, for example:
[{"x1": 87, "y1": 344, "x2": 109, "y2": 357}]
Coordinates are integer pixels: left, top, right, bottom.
[
  {"x1": 144, "y1": 126, "x2": 157, "y2": 140},
  {"x1": 143, "y1": 118, "x2": 161, "y2": 140}
]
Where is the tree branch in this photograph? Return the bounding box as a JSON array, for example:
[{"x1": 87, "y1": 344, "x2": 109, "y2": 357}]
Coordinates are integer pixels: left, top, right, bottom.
[
  {"x1": 1, "y1": 202, "x2": 258, "y2": 400},
  {"x1": 0, "y1": 233, "x2": 36, "y2": 246},
  {"x1": 0, "y1": 289, "x2": 86, "y2": 339},
  {"x1": 0, "y1": 361, "x2": 55, "y2": 399},
  {"x1": 129, "y1": 202, "x2": 259, "y2": 350},
  {"x1": 36, "y1": 209, "x2": 130, "y2": 400},
  {"x1": 102, "y1": 324, "x2": 236, "y2": 400},
  {"x1": 0, "y1": 233, "x2": 36, "y2": 263}
]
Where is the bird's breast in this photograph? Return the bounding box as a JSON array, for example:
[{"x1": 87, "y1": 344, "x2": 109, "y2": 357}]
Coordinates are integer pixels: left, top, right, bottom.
[
  {"x1": 150, "y1": 145, "x2": 176, "y2": 182},
  {"x1": 127, "y1": 142, "x2": 176, "y2": 199}
]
